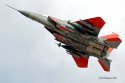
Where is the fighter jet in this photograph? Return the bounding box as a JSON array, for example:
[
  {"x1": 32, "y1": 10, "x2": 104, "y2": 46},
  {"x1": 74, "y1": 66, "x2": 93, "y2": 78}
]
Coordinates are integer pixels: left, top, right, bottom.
[{"x1": 7, "y1": 5, "x2": 122, "y2": 71}]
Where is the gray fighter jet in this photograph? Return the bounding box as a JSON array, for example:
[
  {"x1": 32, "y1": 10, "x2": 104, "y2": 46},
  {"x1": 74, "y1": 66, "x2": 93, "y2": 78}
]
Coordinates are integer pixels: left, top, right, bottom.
[{"x1": 7, "y1": 5, "x2": 122, "y2": 71}]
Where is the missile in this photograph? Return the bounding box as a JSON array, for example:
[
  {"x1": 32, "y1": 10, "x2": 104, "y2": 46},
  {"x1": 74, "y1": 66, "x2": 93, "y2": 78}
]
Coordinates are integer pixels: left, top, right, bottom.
[{"x1": 6, "y1": 5, "x2": 53, "y2": 27}]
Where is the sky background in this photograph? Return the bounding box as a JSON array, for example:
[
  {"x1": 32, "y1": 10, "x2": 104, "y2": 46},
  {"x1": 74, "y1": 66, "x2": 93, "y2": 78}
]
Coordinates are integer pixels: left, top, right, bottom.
[{"x1": 0, "y1": 0, "x2": 125, "y2": 83}]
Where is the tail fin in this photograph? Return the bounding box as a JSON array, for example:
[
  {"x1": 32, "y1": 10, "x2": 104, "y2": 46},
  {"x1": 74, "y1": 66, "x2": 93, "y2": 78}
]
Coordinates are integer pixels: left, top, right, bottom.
[
  {"x1": 106, "y1": 47, "x2": 113, "y2": 57},
  {"x1": 100, "y1": 33, "x2": 122, "y2": 48},
  {"x1": 98, "y1": 58, "x2": 111, "y2": 71}
]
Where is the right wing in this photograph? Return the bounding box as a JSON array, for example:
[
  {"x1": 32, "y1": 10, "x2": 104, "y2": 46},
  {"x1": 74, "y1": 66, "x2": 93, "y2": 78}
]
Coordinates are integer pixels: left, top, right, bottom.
[{"x1": 73, "y1": 17, "x2": 105, "y2": 36}]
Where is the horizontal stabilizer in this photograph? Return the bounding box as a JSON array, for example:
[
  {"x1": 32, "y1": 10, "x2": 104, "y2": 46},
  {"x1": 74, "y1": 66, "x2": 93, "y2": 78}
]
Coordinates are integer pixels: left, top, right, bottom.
[
  {"x1": 70, "y1": 52, "x2": 89, "y2": 68},
  {"x1": 98, "y1": 58, "x2": 111, "y2": 71},
  {"x1": 100, "y1": 33, "x2": 122, "y2": 48},
  {"x1": 72, "y1": 56, "x2": 89, "y2": 68}
]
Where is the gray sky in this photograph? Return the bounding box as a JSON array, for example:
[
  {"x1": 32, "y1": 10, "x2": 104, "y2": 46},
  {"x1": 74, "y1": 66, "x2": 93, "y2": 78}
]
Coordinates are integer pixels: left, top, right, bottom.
[{"x1": 0, "y1": 0, "x2": 125, "y2": 83}]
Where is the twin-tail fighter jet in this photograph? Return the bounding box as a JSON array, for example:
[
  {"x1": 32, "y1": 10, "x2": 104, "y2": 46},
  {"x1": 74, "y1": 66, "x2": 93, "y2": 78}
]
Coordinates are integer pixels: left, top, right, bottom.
[{"x1": 7, "y1": 5, "x2": 122, "y2": 71}]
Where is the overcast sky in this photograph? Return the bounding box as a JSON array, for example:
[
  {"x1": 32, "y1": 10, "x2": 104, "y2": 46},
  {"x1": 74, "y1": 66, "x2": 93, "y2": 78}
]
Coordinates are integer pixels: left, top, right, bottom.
[{"x1": 0, "y1": 0, "x2": 125, "y2": 83}]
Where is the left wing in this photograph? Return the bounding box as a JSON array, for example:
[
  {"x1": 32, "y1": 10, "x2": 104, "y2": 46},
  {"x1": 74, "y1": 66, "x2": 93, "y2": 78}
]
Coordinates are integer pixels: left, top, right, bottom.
[{"x1": 73, "y1": 17, "x2": 105, "y2": 36}]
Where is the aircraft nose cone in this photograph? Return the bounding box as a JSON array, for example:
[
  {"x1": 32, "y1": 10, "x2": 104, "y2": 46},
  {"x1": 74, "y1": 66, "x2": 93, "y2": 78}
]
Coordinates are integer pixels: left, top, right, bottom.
[{"x1": 18, "y1": 10, "x2": 31, "y2": 18}]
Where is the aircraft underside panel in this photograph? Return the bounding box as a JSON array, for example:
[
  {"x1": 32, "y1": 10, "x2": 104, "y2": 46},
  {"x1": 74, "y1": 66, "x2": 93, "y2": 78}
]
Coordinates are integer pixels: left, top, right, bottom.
[{"x1": 53, "y1": 30, "x2": 109, "y2": 58}]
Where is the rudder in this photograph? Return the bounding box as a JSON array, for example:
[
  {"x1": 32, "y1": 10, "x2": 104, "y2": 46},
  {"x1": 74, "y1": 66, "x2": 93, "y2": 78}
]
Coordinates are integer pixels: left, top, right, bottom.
[{"x1": 98, "y1": 58, "x2": 111, "y2": 71}]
